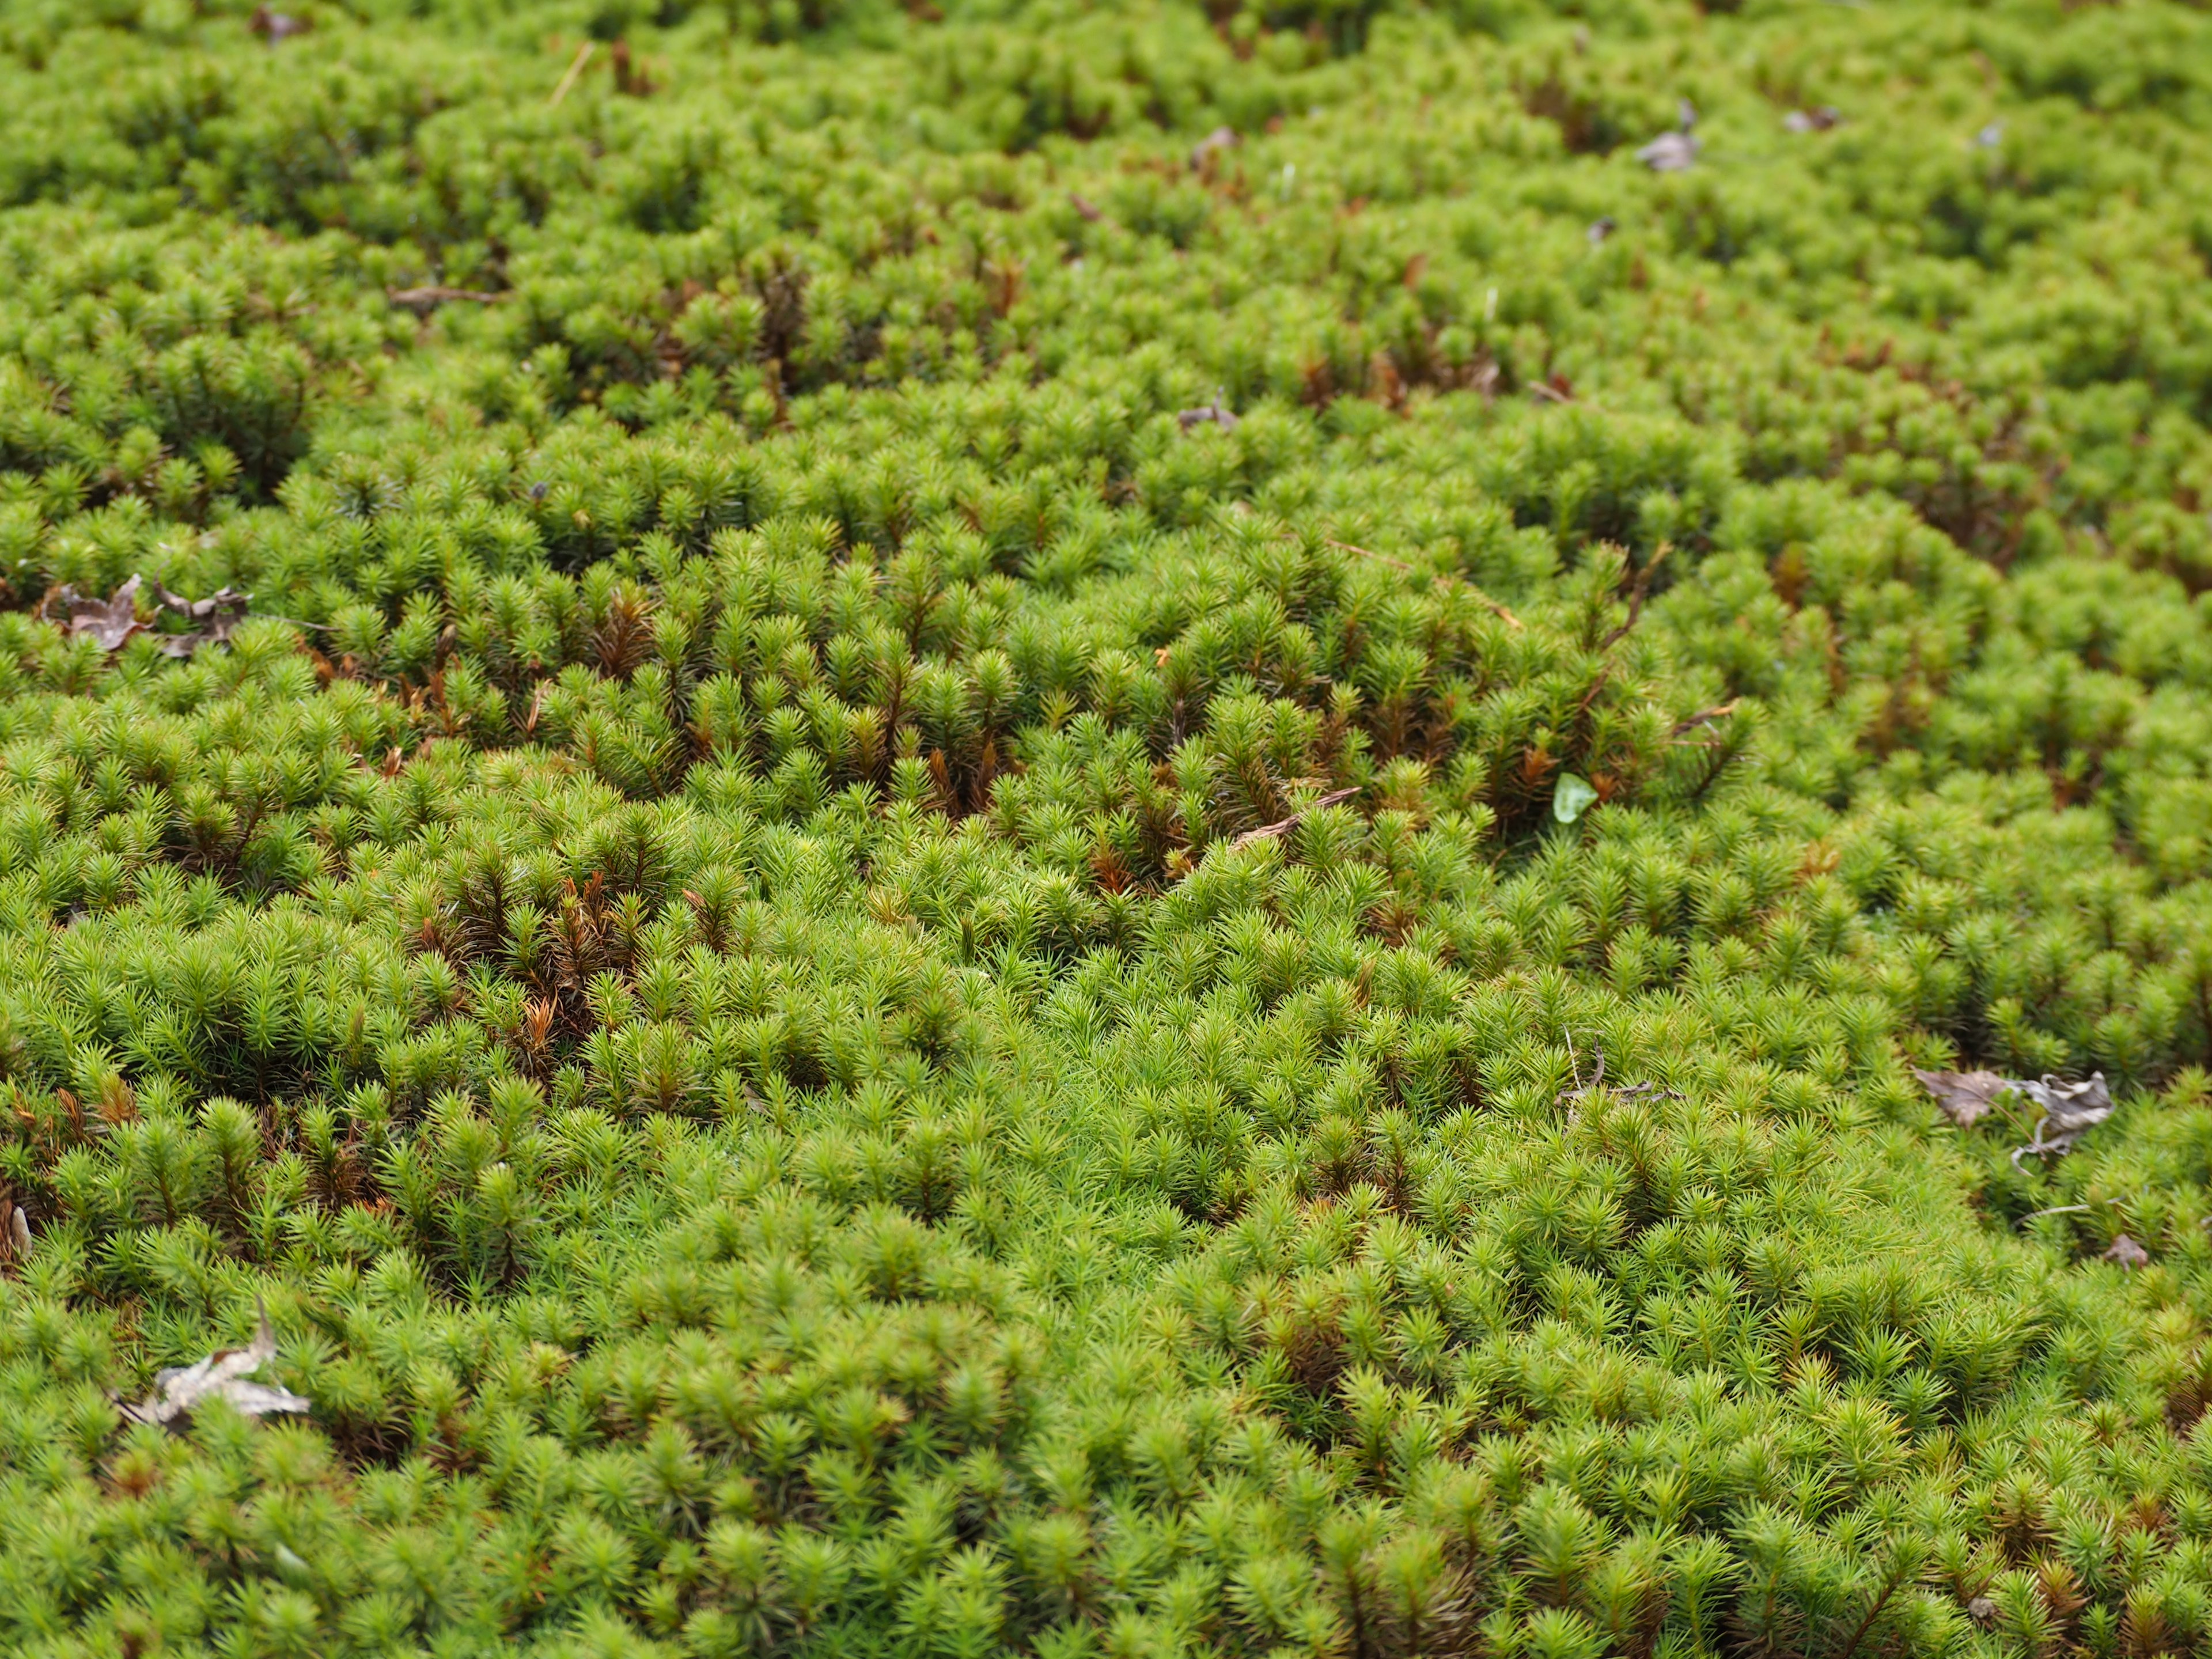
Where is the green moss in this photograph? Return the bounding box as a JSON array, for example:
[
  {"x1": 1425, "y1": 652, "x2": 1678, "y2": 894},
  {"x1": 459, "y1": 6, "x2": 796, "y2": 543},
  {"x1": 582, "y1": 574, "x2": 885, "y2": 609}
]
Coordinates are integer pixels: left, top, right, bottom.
[{"x1": 4, "y1": 0, "x2": 2212, "y2": 1654}]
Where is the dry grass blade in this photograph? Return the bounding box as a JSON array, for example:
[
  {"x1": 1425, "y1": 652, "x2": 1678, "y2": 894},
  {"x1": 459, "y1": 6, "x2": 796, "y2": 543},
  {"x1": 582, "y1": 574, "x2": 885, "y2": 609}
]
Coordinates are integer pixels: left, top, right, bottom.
[
  {"x1": 389, "y1": 286, "x2": 509, "y2": 312},
  {"x1": 549, "y1": 39, "x2": 595, "y2": 106}
]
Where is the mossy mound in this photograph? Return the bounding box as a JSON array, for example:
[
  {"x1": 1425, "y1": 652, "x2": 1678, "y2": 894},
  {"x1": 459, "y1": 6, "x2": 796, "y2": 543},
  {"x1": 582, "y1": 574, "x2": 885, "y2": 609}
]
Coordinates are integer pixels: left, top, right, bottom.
[{"x1": 6, "y1": 1, "x2": 2212, "y2": 1656}]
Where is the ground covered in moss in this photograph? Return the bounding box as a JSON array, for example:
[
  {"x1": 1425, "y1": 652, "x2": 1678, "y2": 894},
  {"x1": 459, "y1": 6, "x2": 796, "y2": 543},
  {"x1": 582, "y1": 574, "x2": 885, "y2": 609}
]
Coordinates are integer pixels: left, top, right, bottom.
[{"x1": 5, "y1": 0, "x2": 2212, "y2": 1654}]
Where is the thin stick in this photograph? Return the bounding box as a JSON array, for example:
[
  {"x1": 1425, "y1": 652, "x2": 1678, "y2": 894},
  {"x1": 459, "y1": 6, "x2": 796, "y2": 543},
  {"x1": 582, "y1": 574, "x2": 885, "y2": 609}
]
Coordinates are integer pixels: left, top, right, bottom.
[
  {"x1": 1324, "y1": 539, "x2": 1523, "y2": 630},
  {"x1": 549, "y1": 40, "x2": 595, "y2": 107},
  {"x1": 1597, "y1": 540, "x2": 1671, "y2": 652},
  {"x1": 388, "y1": 286, "x2": 507, "y2": 310},
  {"x1": 2020, "y1": 1195, "x2": 2130, "y2": 1224},
  {"x1": 1670, "y1": 699, "x2": 1740, "y2": 736},
  {"x1": 1227, "y1": 786, "x2": 1359, "y2": 851}
]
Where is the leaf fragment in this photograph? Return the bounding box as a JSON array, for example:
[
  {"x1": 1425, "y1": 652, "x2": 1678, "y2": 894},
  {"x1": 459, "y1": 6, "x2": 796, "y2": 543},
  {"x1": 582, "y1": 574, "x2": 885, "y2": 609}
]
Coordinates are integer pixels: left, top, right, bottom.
[
  {"x1": 1552, "y1": 774, "x2": 1599, "y2": 824},
  {"x1": 47, "y1": 574, "x2": 146, "y2": 651},
  {"x1": 2102, "y1": 1234, "x2": 2149, "y2": 1269},
  {"x1": 1638, "y1": 133, "x2": 1701, "y2": 172},
  {"x1": 1912, "y1": 1068, "x2": 2018, "y2": 1129},
  {"x1": 1190, "y1": 126, "x2": 1239, "y2": 172},
  {"x1": 119, "y1": 1297, "x2": 311, "y2": 1429},
  {"x1": 42, "y1": 575, "x2": 251, "y2": 658},
  {"x1": 153, "y1": 582, "x2": 251, "y2": 657},
  {"x1": 2011, "y1": 1071, "x2": 2114, "y2": 1168},
  {"x1": 1637, "y1": 101, "x2": 1702, "y2": 172},
  {"x1": 249, "y1": 5, "x2": 309, "y2": 41},
  {"x1": 1917, "y1": 1067, "x2": 2115, "y2": 1165}
]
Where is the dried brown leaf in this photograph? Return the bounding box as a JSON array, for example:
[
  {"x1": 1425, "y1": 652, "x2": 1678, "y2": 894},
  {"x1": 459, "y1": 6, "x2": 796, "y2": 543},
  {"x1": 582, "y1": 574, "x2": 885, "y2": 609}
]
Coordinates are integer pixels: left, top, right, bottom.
[
  {"x1": 1914, "y1": 1068, "x2": 2020, "y2": 1129},
  {"x1": 2103, "y1": 1234, "x2": 2150, "y2": 1269},
  {"x1": 50, "y1": 575, "x2": 146, "y2": 651}
]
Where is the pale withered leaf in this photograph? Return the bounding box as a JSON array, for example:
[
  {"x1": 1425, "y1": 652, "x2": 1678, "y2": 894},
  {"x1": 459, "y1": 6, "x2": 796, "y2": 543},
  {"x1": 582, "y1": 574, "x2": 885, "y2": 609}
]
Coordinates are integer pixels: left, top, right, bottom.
[
  {"x1": 2012, "y1": 1072, "x2": 2115, "y2": 1169},
  {"x1": 2103, "y1": 1234, "x2": 2150, "y2": 1268},
  {"x1": 120, "y1": 1298, "x2": 311, "y2": 1429}
]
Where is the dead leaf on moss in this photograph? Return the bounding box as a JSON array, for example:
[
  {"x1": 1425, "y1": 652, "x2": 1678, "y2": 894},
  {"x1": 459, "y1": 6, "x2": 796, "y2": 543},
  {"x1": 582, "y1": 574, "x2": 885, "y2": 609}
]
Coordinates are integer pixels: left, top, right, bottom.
[
  {"x1": 153, "y1": 582, "x2": 251, "y2": 657},
  {"x1": 119, "y1": 1298, "x2": 311, "y2": 1429},
  {"x1": 47, "y1": 575, "x2": 146, "y2": 651},
  {"x1": 1637, "y1": 132, "x2": 1701, "y2": 172},
  {"x1": 1918, "y1": 1067, "x2": 2115, "y2": 1165},
  {"x1": 249, "y1": 5, "x2": 309, "y2": 42},
  {"x1": 1190, "y1": 126, "x2": 1239, "y2": 172},
  {"x1": 44, "y1": 576, "x2": 251, "y2": 658},
  {"x1": 1914, "y1": 1068, "x2": 2020, "y2": 1128},
  {"x1": 2103, "y1": 1234, "x2": 2149, "y2": 1269},
  {"x1": 1638, "y1": 101, "x2": 1702, "y2": 172},
  {"x1": 2010, "y1": 1072, "x2": 2113, "y2": 1168}
]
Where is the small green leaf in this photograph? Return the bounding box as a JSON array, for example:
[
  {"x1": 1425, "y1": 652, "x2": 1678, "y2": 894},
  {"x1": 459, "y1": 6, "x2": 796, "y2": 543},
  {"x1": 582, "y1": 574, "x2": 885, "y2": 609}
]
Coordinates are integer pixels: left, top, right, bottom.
[{"x1": 1553, "y1": 774, "x2": 1599, "y2": 824}]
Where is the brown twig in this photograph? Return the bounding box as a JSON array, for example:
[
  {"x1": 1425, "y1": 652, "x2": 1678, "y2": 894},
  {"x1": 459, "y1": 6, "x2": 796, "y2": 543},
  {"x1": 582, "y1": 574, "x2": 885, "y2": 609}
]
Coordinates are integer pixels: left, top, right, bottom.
[
  {"x1": 1597, "y1": 540, "x2": 1671, "y2": 652},
  {"x1": 1228, "y1": 786, "x2": 1360, "y2": 851},
  {"x1": 1669, "y1": 698, "x2": 1740, "y2": 737}
]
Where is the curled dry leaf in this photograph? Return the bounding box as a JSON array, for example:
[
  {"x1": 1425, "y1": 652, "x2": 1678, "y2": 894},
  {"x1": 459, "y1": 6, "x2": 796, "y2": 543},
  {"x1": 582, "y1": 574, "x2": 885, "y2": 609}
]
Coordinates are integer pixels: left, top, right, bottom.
[
  {"x1": 1917, "y1": 1067, "x2": 2114, "y2": 1165},
  {"x1": 44, "y1": 576, "x2": 251, "y2": 657},
  {"x1": 1913, "y1": 1068, "x2": 2020, "y2": 1129},
  {"x1": 2011, "y1": 1072, "x2": 2114, "y2": 1168},
  {"x1": 250, "y1": 6, "x2": 309, "y2": 41},
  {"x1": 47, "y1": 574, "x2": 146, "y2": 650},
  {"x1": 1177, "y1": 401, "x2": 1239, "y2": 433},
  {"x1": 1190, "y1": 126, "x2": 1239, "y2": 171},
  {"x1": 1637, "y1": 132, "x2": 1702, "y2": 172},
  {"x1": 154, "y1": 582, "x2": 251, "y2": 656},
  {"x1": 1638, "y1": 101, "x2": 1702, "y2": 172},
  {"x1": 2103, "y1": 1234, "x2": 2150, "y2": 1269},
  {"x1": 119, "y1": 1297, "x2": 312, "y2": 1429}
]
